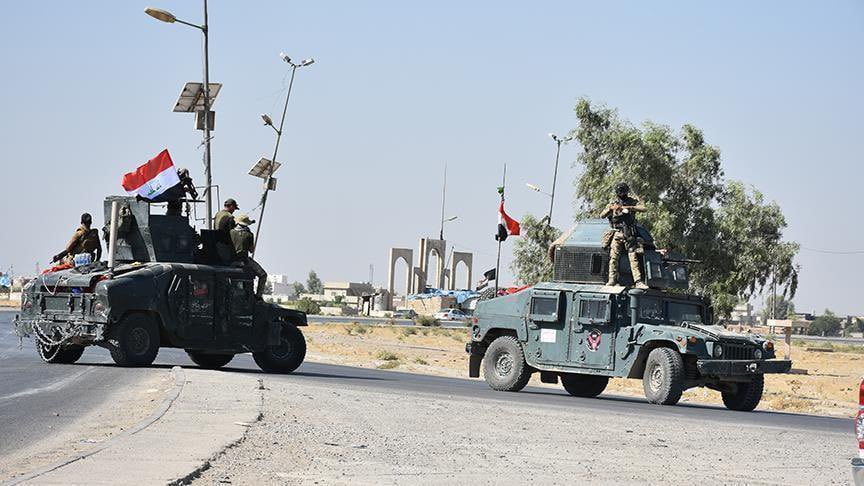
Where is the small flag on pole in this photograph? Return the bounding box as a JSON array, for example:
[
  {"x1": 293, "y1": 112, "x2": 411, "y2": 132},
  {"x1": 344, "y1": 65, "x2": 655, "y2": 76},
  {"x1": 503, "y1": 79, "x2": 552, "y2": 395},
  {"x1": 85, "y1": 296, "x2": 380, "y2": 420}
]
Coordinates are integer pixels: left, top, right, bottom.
[
  {"x1": 121, "y1": 149, "x2": 184, "y2": 203},
  {"x1": 495, "y1": 200, "x2": 520, "y2": 241},
  {"x1": 476, "y1": 268, "x2": 497, "y2": 290}
]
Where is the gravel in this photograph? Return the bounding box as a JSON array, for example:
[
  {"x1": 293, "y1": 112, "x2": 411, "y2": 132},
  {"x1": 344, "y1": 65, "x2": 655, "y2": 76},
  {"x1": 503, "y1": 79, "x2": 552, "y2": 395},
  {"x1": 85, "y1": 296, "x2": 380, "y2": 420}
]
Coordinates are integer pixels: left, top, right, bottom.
[{"x1": 194, "y1": 377, "x2": 851, "y2": 485}]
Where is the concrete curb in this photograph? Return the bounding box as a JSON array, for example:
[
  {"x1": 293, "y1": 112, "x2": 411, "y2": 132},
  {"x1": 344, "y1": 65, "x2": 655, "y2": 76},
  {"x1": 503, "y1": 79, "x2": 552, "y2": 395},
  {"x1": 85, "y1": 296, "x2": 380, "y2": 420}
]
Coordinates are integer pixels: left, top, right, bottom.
[{"x1": 2, "y1": 366, "x2": 187, "y2": 486}]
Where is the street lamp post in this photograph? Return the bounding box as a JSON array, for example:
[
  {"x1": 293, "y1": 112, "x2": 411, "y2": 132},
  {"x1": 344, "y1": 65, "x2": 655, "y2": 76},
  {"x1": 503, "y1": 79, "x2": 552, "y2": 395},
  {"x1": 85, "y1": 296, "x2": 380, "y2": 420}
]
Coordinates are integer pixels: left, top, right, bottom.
[
  {"x1": 253, "y1": 54, "x2": 314, "y2": 257},
  {"x1": 546, "y1": 132, "x2": 572, "y2": 225},
  {"x1": 145, "y1": 2, "x2": 214, "y2": 228}
]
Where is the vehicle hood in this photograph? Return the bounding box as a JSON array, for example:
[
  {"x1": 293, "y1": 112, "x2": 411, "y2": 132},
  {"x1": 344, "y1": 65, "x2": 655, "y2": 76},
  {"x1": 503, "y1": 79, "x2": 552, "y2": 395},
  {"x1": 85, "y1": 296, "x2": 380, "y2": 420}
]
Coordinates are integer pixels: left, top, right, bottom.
[{"x1": 682, "y1": 322, "x2": 760, "y2": 343}]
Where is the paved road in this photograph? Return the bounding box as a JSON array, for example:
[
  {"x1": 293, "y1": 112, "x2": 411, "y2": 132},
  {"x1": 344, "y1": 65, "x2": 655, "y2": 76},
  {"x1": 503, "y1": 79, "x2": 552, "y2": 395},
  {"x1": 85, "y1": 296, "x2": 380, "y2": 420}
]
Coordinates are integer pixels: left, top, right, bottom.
[{"x1": 0, "y1": 309, "x2": 850, "y2": 462}]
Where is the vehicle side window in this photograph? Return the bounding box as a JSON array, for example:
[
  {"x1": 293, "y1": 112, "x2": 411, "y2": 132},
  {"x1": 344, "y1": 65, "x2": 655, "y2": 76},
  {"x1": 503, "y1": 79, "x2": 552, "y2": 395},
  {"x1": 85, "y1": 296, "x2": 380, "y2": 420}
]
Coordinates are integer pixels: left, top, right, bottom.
[
  {"x1": 579, "y1": 299, "x2": 609, "y2": 320},
  {"x1": 529, "y1": 291, "x2": 561, "y2": 322},
  {"x1": 229, "y1": 279, "x2": 254, "y2": 316},
  {"x1": 189, "y1": 277, "x2": 213, "y2": 315},
  {"x1": 639, "y1": 297, "x2": 664, "y2": 320}
]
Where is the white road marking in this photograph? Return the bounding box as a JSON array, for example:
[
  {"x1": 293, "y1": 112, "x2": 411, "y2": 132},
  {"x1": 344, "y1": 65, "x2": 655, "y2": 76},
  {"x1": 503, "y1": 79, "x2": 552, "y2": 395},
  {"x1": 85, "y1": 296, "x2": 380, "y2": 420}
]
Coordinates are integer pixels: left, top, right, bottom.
[{"x1": 0, "y1": 367, "x2": 95, "y2": 403}]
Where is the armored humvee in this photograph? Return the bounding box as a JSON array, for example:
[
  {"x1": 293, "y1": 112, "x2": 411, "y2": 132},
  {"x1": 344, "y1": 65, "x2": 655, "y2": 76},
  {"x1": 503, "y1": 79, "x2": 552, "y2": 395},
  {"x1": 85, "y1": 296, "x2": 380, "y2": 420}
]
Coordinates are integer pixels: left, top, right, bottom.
[
  {"x1": 466, "y1": 219, "x2": 791, "y2": 411},
  {"x1": 14, "y1": 196, "x2": 307, "y2": 372}
]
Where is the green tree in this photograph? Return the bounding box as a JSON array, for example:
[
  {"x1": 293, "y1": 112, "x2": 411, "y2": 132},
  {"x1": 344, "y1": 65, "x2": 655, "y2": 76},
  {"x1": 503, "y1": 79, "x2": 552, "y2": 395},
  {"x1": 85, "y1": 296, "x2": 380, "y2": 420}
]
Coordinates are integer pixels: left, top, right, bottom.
[
  {"x1": 758, "y1": 294, "x2": 796, "y2": 325},
  {"x1": 306, "y1": 270, "x2": 323, "y2": 295},
  {"x1": 296, "y1": 297, "x2": 321, "y2": 315},
  {"x1": 570, "y1": 98, "x2": 799, "y2": 317},
  {"x1": 511, "y1": 214, "x2": 562, "y2": 285},
  {"x1": 807, "y1": 309, "x2": 842, "y2": 337},
  {"x1": 292, "y1": 281, "x2": 306, "y2": 296}
]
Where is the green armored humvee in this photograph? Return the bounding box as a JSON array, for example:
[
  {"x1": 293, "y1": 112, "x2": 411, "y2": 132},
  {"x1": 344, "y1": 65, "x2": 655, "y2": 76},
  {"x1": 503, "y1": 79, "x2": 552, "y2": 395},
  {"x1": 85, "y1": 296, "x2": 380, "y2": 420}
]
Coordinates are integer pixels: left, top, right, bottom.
[
  {"x1": 466, "y1": 219, "x2": 791, "y2": 411},
  {"x1": 14, "y1": 196, "x2": 307, "y2": 372}
]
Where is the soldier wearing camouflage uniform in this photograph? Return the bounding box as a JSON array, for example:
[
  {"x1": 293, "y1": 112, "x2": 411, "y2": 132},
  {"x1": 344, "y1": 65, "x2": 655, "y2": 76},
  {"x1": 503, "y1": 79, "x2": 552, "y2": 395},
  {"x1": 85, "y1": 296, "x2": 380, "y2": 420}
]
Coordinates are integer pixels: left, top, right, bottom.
[
  {"x1": 230, "y1": 214, "x2": 267, "y2": 299},
  {"x1": 599, "y1": 183, "x2": 647, "y2": 288}
]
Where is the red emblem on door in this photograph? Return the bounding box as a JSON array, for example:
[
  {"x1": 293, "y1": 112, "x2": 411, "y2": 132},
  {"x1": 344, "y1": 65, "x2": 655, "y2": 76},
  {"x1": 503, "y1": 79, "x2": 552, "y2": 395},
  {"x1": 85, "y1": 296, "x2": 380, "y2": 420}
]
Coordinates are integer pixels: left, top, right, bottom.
[{"x1": 587, "y1": 329, "x2": 602, "y2": 351}]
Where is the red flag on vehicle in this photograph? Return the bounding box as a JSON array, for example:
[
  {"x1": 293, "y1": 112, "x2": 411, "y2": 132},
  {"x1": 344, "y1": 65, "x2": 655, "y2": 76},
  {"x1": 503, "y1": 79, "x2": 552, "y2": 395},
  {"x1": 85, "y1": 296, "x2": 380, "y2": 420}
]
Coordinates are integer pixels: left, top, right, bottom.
[
  {"x1": 121, "y1": 149, "x2": 183, "y2": 203},
  {"x1": 496, "y1": 200, "x2": 520, "y2": 241}
]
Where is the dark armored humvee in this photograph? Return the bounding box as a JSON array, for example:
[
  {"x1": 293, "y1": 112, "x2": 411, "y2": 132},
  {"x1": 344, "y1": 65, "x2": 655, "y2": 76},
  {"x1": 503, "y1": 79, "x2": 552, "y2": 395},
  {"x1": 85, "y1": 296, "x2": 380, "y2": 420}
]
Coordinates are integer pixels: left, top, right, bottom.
[
  {"x1": 466, "y1": 219, "x2": 791, "y2": 411},
  {"x1": 14, "y1": 196, "x2": 307, "y2": 372}
]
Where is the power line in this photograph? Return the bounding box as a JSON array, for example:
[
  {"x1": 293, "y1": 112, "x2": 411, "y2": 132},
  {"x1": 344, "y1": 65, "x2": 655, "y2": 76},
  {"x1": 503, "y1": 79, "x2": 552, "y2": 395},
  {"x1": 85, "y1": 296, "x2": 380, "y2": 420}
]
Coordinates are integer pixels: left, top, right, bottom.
[{"x1": 801, "y1": 246, "x2": 864, "y2": 255}]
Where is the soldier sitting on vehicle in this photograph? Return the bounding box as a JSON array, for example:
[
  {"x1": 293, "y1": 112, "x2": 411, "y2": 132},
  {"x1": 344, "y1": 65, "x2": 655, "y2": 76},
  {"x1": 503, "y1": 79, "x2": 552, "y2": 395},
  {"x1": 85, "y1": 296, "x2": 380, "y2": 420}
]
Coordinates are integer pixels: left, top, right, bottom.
[
  {"x1": 52, "y1": 213, "x2": 102, "y2": 265},
  {"x1": 230, "y1": 214, "x2": 267, "y2": 299},
  {"x1": 599, "y1": 182, "x2": 648, "y2": 289},
  {"x1": 214, "y1": 198, "x2": 239, "y2": 232}
]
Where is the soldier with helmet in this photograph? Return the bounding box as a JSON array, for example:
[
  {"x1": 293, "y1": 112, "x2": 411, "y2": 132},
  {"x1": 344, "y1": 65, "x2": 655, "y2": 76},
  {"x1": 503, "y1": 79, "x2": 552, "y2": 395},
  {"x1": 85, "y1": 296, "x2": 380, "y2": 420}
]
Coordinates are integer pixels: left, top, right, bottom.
[
  {"x1": 52, "y1": 213, "x2": 102, "y2": 265},
  {"x1": 599, "y1": 182, "x2": 648, "y2": 288}
]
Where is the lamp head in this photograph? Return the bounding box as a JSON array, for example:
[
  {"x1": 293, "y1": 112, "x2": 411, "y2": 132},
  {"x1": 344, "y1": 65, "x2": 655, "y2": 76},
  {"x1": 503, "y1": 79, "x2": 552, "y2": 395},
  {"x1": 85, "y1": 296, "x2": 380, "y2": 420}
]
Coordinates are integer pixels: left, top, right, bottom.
[
  {"x1": 526, "y1": 183, "x2": 541, "y2": 192},
  {"x1": 144, "y1": 7, "x2": 176, "y2": 23},
  {"x1": 300, "y1": 58, "x2": 315, "y2": 67},
  {"x1": 279, "y1": 52, "x2": 292, "y2": 64},
  {"x1": 548, "y1": 133, "x2": 558, "y2": 141},
  {"x1": 261, "y1": 114, "x2": 273, "y2": 126}
]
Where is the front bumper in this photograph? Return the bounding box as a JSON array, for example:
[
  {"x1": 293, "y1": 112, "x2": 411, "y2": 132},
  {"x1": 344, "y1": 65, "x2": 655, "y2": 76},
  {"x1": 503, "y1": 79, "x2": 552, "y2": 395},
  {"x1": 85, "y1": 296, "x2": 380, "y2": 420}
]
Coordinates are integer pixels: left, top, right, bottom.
[
  {"x1": 466, "y1": 342, "x2": 484, "y2": 378},
  {"x1": 853, "y1": 458, "x2": 864, "y2": 486},
  {"x1": 696, "y1": 359, "x2": 792, "y2": 376}
]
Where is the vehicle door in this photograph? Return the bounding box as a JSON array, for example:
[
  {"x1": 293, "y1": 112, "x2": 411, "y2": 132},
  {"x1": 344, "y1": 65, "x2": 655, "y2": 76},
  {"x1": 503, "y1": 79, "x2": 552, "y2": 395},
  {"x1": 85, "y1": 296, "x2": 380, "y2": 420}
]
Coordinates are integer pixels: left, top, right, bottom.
[
  {"x1": 168, "y1": 271, "x2": 215, "y2": 342},
  {"x1": 568, "y1": 292, "x2": 615, "y2": 370},
  {"x1": 224, "y1": 275, "x2": 256, "y2": 342},
  {"x1": 526, "y1": 290, "x2": 568, "y2": 365}
]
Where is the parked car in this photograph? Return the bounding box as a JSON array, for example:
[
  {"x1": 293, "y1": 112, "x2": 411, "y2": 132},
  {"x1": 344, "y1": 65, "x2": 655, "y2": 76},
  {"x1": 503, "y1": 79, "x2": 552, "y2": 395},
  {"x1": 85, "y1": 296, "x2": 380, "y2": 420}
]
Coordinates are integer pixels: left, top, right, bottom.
[
  {"x1": 392, "y1": 309, "x2": 417, "y2": 319},
  {"x1": 434, "y1": 308, "x2": 467, "y2": 321},
  {"x1": 854, "y1": 377, "x2": 863, "y2": 485}
]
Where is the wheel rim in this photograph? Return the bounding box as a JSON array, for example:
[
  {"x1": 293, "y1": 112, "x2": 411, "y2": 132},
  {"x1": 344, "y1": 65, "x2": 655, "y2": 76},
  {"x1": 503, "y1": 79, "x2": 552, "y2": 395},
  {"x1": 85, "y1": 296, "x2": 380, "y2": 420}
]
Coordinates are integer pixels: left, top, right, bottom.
[
  {"x1": 494, "y1": 351, "x2": 513, "y2": 377},
  {"x1": 128, "y1": 327, "x2": 150, "y2": 355},
  {"x1": 270, "y1": 335, "x2": 293, "y2": 360},
  {"x1": 649, "y1": 363, "x2": 663, "y2": 392}
]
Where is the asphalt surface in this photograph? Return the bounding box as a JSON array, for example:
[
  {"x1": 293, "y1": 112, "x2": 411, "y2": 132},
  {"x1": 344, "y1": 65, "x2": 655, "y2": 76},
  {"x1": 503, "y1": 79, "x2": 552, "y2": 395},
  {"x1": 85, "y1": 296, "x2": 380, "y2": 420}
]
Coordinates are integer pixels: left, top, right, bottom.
[{"x1": 0, "y1": 309, "x2": 850, "y2": 463}]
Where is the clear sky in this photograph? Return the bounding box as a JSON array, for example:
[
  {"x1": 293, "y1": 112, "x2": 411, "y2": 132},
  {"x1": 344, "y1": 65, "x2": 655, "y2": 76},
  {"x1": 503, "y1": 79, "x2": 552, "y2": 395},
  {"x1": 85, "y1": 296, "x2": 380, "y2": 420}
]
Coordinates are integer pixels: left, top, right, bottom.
[{"x1": 1, "y1": 1, "x2": 861, "y2": 316}]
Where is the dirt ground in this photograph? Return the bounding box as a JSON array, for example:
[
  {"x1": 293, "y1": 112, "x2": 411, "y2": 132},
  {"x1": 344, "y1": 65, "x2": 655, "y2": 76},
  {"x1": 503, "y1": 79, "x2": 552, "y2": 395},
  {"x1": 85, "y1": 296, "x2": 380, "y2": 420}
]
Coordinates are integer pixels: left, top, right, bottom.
[
  {"x1": 303, "y1": 322, "x2": 862, "y2": 418},
  {"x1": 0, "y1": 299, "x2": 20, "y2": 308}
]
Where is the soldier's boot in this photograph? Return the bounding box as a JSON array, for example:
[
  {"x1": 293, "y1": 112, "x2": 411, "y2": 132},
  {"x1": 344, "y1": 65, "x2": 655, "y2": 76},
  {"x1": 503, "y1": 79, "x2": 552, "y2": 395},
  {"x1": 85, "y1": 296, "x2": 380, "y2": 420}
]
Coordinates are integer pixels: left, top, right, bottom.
[
  {"x1": 606, "y1": 261, "x2": 619, "y2": 286},
  {"x1": 628, "y1": 251, "x2": 648, "y2": 289}
]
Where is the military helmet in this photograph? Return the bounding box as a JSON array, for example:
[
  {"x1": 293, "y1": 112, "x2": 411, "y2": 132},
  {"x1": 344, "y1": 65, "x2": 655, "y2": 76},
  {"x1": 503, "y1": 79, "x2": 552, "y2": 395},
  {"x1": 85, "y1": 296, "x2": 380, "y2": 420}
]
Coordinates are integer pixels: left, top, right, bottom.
[
  {"x1": 615, "y1": 182, "x2": 630, "y2": 197},
  {"x1": 224, "y1": 198, "x2": 239, "y2": 209},
  {"x1": 80, "y1": 213, "x2": 92, "y2": 225}
]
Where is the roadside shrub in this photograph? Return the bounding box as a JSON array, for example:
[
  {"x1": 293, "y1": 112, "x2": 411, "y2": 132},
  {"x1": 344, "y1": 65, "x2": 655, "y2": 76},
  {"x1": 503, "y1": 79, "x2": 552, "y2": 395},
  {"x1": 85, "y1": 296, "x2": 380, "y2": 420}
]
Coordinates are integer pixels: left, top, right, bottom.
[
  {"x1": 414, "y1": 315, "x2": 440, "y2": 327},
  {"x1": 345, "y1": 323, "x2": 370, "y2": 336},
  {"x1": 296, "y1": 298, "x2": 321, "y2": 315},
  {"x1": 400, "y1": 327, "x2": 418, "y2": 337},
  {"x1": 377, "y1": 360, "x2": 400, "y2": 370},
  {"x1": 413, "y1": 357, "x2": 429, "y2": 365},
  {"x1": 374, "y1": 350, "x2": 400, "y2": 361}
]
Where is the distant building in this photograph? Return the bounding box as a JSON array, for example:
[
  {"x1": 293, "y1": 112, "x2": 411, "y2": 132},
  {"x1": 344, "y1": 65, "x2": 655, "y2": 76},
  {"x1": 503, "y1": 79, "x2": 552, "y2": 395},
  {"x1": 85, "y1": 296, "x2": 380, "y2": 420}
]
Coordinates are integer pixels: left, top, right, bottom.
[
  {"x1": 323, "y1": 281, "x2": 375, "y2": 300},
  {"x1": 266, "y1": 274, "x2": 298, "y2": 300},
  {"x1": 729, "y1": 302, "x2": 756, "y2": 326}
]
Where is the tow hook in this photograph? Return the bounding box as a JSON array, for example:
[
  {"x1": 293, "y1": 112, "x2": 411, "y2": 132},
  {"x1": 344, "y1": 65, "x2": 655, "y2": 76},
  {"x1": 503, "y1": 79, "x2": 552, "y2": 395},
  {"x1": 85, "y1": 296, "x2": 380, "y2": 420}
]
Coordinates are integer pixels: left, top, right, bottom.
[{"x1": 748, "y1": 362, "x2": 758, "y2": 373}]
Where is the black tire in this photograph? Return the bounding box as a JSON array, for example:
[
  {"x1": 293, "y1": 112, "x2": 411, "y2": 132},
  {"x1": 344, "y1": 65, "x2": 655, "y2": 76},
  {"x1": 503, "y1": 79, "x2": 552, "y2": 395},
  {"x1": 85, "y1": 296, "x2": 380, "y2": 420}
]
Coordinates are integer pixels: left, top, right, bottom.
[
  {"x1": 252, "y1": 322, "x2": 306, "y2": 374},
  {"x1": 186, "y1": 351, "x2": 235, "y2": 370},
  {"x1": 642, "y1": 347, "x2": 685, "y2": 405},
  {"x1": 721, "y1": 375, "x2": 764, "y2": 411},
  {"x1": 482, "y1": 336, "x2": 531, "y2": 392},
  {"x1": 37, "y1": 341, "x2": 85, "y2": 364},
  {"x1": 561, "y1": 373, "x2": 609, "y2": 398},
  {"x1": 109, "y1": 313, "x2": 160, "y2": 367}
]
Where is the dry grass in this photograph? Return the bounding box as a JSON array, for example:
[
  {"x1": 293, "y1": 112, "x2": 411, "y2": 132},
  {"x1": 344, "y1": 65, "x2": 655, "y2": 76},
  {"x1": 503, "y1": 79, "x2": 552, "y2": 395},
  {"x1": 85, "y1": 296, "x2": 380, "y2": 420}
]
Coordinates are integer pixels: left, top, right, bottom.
[{"x1": 302, "y1": 323, "x2": 861, "y2": 417}]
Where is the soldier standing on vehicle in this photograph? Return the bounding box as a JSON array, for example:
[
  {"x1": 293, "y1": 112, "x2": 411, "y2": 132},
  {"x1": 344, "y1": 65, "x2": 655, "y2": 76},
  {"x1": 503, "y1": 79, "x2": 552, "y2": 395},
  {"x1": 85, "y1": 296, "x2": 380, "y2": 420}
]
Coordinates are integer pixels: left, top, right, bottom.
[
  {"x1": 52, "y1": 213, "x2": 102, "y2": 264},
  {"x1": 599, "y1": 182, "x2": 648, "y2": 288},
  {"x1": 214, "y1": 198, "x2": 239, "y2": 232},
  {"x1": 230, "y1": 214, "x2": 267, "y2": 299}
]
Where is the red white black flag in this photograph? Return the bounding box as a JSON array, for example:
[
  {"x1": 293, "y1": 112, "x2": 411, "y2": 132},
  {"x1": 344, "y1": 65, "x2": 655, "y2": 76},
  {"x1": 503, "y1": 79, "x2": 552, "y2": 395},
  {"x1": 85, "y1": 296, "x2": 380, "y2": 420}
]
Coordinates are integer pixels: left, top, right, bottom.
[
  {"x1": 496, "y1": 200, "x2": 520, "y2": 241},
  {"x1": 121, "y1": 149, "x2": 184, "y2": 203}
]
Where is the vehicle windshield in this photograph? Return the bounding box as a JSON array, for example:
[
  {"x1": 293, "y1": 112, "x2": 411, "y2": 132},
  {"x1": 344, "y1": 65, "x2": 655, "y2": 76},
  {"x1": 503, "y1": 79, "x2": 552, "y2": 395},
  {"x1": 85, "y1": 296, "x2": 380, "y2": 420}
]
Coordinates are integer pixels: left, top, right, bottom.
[{"x1": 638, "y1": 297, "x2": 703, "y2": 324}]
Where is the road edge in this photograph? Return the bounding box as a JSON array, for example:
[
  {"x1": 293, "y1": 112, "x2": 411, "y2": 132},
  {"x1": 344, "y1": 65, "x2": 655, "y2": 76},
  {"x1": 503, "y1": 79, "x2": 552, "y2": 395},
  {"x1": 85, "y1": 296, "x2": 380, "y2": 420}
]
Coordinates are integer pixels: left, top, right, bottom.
[{"x1": 1, "y1": 366, "x2": 186, "y2": 486}]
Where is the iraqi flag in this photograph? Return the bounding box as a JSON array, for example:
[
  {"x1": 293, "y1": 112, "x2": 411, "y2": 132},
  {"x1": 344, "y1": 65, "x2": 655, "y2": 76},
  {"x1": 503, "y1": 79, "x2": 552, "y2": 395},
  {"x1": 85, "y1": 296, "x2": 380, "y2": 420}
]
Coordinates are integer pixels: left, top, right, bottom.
[
  {"x1": 495, "y1": 200, "x2": 520, "y2": 241},
  {"x1": 121, "y1": 149, "x2": 184, "y2": 203}
]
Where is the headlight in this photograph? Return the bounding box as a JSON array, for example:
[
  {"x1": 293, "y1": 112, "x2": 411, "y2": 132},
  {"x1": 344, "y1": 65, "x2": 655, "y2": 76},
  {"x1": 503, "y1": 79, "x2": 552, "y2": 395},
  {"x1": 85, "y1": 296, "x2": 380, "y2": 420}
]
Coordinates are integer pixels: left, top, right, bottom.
[
  {"x1": 713, "y1": 343, "x2": 723, "y2": 358},
  {"x1": 753, "y1": 348, "x2": 763, "y2": 360}
]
